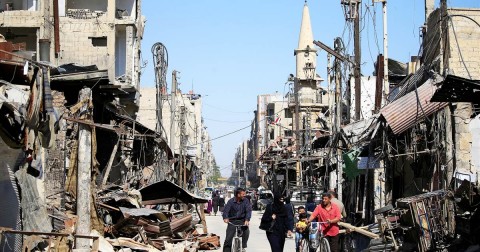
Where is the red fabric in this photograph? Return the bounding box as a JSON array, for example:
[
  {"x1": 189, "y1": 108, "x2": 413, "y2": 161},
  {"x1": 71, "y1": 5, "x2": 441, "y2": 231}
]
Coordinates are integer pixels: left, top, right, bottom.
[{"x1": 311, "y1": 203, "x2": 341, "y2": 237}]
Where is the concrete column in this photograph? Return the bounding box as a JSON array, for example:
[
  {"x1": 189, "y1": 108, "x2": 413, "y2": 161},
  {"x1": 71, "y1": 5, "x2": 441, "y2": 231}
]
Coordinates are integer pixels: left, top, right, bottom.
[
  {"x1": 107, "y1": 0, "x2": 116, "y2": 83},
  {"x1": 444, "y1": 107, "x2": 455, "y2": 187},
  {"x1": 75, "y1": 88, "x2": 92, "y2": 251},
  {"x1": 125, "y1": 25, "x2": 134, "y2": 85}
]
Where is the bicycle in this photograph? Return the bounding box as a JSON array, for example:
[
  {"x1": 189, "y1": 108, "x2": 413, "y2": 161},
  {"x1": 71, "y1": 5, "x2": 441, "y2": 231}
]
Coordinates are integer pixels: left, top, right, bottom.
[
  {"x1": 309, "y1": 222, "x2": 331, "y2": 252},
  {"x1": 228, "y1": 222, "x2": 246, "y2": 252}
]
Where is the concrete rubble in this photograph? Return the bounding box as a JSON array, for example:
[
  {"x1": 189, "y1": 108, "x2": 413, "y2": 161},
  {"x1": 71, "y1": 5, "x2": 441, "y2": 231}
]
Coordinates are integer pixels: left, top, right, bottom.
[{"x1": 0, "y1": 0, "x2": 218, "y2": 251}]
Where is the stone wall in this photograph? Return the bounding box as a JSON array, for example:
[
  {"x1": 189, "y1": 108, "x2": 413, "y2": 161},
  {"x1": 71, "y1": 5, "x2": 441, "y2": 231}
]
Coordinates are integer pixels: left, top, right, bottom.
[
  {"x1": 446, "y1": 9, "x2": 480, "y2": 179},
  {"x1": 446, "y1": 8, "x2": 480, "y2": 79}
]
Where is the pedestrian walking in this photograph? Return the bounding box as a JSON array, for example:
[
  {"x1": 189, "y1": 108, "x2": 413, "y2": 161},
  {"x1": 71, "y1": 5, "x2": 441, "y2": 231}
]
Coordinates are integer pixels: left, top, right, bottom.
[
  {"x1": 207, "y1": 199, "x2": 213, "y2": 215},
  {"x1": 212, "y1": 193, "x2": 220, "y2": 216},
  {"x1": 219, "y1": 194, "x2": 226, "y2": 212},
  {"x1": 305, "y1": 196, "x2": 316, "y2": 213},
  {"x1": 328, "y1": 190, "x2": 346, "y2": 219},
  {"x1": 260, "y1": 194, "x2": 289, "y2": 252},
  {"x1": 222, "y1": 187, "x2": 252, "y2": 252}
]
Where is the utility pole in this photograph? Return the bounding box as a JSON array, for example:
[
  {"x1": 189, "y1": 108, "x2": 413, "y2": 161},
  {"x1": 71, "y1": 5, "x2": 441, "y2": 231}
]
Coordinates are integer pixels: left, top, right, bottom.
[
  {"x1": 180, "y1": 106, "x2": 187, "y2": 188},
  {"x1": 374, "y1": 0, "x2": 389, "y2": 105},
  {"x1": 294, "y1": 78, "x2": 302, "y2": 187},
  {"x1": 327, "y1": 54, "x2": 334, "y2": 130},
  {"x1": 382, "y1": 1, "x2": 389, "y2": 105},
  {"x1": 341, "y1": 0, "x2": 362, "y2": 120},
  {"x1": 334, "y1": 38, "x2": 343, "y2": 200},
  {"x1": 76, "y1": 88, "x2": 92, "y2": 251},
  {"x1": 354, "y1": 1, "x2": 362, "y2": 120},
  {"x1": 334, "y1": 39, "x2": 343, "y2": 134},
  {"x1": 170, "y1": 70, "x2": 177, "y2": 179}
]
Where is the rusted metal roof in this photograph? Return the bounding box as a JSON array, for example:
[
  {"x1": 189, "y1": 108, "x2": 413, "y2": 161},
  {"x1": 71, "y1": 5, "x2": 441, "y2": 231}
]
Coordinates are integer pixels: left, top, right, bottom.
[{"x1": 380, "y1": 79, "x2": 448, "y2": 135}]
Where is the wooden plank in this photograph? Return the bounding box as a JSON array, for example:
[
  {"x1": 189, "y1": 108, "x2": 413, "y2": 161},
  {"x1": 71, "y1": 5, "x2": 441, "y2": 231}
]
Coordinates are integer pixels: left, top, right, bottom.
[
  {"x1": 101, "y1": 137, "x2": 120, "y2": 186},
  {"x1": 338, "y1": 222, "x2": 379, "y2": 239}
]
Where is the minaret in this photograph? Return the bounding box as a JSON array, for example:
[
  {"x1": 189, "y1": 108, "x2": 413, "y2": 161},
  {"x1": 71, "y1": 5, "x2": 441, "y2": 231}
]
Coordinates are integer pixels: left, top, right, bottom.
[{"x1": 295, "y1": 1, "x2": 319, "y2": 103}]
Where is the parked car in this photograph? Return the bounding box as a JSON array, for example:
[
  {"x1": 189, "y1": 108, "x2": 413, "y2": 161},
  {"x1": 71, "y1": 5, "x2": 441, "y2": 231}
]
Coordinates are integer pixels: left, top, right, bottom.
[
  {"x1": 257, "y1": 190, "x2": 273, "y2": 210},
  {"x1": 290, "y1": 190, "x2": 322, "y2": 208}
]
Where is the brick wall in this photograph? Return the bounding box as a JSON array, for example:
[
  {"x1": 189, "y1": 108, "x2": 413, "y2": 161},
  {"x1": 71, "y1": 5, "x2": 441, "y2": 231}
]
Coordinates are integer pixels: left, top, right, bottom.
[
  {"x1": 445, "y1": 8, "x2": 480, "y2": 178},
  {"x1": 58, "y1": 17, "x2": 110, "y2": 69},
  {"x1": 0, "y1": 11, "x2": 42, "y2": 27}
]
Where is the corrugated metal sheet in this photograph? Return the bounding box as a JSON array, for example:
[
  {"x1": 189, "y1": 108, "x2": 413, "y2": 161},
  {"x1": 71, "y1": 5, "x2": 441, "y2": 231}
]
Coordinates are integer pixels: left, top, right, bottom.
[{"x1": 381, "y1": 79, "x2": 448, "y2": 135}]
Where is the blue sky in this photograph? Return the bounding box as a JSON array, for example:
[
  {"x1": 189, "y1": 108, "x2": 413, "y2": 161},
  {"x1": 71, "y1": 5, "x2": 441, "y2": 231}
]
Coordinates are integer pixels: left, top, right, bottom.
[{"x1": 140, "y1": 0, "x2": 480, "y2": 177}]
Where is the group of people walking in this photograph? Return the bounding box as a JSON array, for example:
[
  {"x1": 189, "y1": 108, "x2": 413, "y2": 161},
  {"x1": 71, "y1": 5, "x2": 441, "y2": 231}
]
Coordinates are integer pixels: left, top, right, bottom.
[
  {"x1": 261, "y1": 190, "x2": 344, "y2": 252},
  {"x1": 221, "y1": 187, "x2": 345, "y2": 252},
  {"x1": 206, "y1": 191, "x2": 226, "y2": 216}
]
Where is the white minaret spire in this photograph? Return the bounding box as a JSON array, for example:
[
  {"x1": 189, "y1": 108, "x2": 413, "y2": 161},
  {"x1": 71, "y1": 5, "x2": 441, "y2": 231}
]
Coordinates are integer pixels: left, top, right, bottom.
[{"x1": 295, "y1": 1, "x2": 318, "y2": 81}]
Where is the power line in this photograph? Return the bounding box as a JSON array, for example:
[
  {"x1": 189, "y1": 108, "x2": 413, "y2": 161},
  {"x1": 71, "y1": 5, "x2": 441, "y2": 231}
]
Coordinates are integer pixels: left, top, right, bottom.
[{"x1": 187, "y1": 122, "x2": 253, "y2": 147}]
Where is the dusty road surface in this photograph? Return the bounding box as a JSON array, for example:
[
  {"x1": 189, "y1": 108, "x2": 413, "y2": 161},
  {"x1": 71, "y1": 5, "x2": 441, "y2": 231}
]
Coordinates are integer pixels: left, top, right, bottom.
[{"x1": 202, "y1": 211, "x2": 296, "y2": 252}]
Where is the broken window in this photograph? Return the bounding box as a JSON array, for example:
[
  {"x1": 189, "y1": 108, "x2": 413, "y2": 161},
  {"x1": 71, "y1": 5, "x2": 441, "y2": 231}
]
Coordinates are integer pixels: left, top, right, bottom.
[
  {"x1": 116, "y1": 0, "x2": 136, "y2": 19},
  {"x1": 285, "y1": 109, "x2": 293, "y2": 118},
  {"x1": 0, "y1": 27, "x2": 37, "y2": 60},
  {"x1": 0, "y1": 0, "x2": 38, "y2": 11},
  {"x1": 90, "y1": 37, "x2": 107, "y2": 47},
  {"x1": 65, "y1": 0, "x2": 107, "y2": 19}
]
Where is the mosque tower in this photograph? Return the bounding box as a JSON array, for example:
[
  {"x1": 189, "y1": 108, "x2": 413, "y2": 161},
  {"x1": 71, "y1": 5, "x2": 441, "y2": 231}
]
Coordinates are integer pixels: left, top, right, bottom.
[{"x1": 294, "y1": 1, "x2": 321, "y2": 104}]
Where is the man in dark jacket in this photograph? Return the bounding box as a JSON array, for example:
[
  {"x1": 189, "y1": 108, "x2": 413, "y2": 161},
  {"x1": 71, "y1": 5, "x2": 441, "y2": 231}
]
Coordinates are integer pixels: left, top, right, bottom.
[
  {"x1": 212, "y1": 193, "x2": 220, "y2": 216},
  {"x1": 223, "y1": 188, "x2": 252, "y2": 252}
]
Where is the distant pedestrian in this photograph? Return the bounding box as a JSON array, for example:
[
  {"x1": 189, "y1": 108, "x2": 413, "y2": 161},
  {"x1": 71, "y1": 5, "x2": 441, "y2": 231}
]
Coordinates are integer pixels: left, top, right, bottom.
[
  {"x1": 212, "y1": 193, "x2": 220, "y2": 216},
  {"x1": 328, "y1": 190, "x2": 346, "y2": 219},
  {"x1": 207, "y1": 199, "x2": 213, "y2": 215},
  {"x1": 219, "y1": 195, "x2": 226, "y2": 212},
  {"x1": 305, "y1": 196, "x2": 316, "y2": 213},
  {"x1": 261, "y1": 194, "x2": 289, "y2": 252}
]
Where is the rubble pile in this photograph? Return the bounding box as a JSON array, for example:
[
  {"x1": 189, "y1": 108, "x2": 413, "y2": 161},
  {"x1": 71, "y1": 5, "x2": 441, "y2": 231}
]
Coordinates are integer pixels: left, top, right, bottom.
[{"x1": 0, "y1": 38, "x2": 219, "y2": 251}]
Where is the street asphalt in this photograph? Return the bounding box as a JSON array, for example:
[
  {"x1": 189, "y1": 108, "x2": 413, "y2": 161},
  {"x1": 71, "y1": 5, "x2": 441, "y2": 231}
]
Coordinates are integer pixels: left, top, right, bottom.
[{"x1": 201, "y1": 210, "x2": 296, "y2": 252}]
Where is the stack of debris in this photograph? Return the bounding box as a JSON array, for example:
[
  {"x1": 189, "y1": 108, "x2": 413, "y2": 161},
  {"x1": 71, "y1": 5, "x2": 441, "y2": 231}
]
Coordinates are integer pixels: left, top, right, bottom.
[
  {"x1": 94, "y1": 183, "x2": 220, "y2": 251},
  {"x1": 0, "y1": 41, "x2": 219, "y2": 250}
]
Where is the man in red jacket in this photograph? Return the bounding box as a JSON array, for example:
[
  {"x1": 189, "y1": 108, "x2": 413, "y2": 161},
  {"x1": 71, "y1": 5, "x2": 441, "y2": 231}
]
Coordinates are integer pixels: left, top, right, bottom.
[{"x1": 308, "y1": 193, "x2": 342, "y2": 252}]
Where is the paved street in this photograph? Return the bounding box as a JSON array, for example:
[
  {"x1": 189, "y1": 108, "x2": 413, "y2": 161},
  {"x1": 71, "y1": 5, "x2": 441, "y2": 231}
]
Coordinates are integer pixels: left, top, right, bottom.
[{"x1": 202, "y1": 211, "x2": 295, "y2": 252}]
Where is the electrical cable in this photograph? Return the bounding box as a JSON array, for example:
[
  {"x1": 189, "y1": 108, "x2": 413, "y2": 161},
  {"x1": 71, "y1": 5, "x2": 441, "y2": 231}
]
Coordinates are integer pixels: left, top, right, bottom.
[
  {"x1": 447, "y1": 16, "x2": 472, "y2": 79},
  {"x1": 187, "y1": 122, "x2": 253, "y2": 147}
]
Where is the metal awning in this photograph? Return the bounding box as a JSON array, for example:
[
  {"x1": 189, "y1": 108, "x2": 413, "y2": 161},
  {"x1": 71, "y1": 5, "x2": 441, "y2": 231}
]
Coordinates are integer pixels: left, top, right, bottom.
[
  {"x1": 140, "y1": 180, "x2": 208, "y2": 205},
  {"x1": 430, "y1": 74, "x2": 480, "y2": 102},
  {"x1": 381, "y1": 79, "x2": 448, "y2": 135}
]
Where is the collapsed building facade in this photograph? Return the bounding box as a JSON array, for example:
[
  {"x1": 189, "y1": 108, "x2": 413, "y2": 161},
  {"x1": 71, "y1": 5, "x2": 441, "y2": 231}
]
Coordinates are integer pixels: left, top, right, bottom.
[
  {"x1": 237, "y1": 1, "x2": 480, "y2": 251},
  {"x1": 0, "y1": 1, "x2": 218, "y2": 251},
  {"x1": 138, "y1": 87, "x2": 215, "y2": 193}
]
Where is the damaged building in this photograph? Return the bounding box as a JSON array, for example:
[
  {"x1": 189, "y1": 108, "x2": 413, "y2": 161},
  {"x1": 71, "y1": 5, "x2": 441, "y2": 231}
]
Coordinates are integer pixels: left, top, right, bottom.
[
  {"x1": 0, "y1": 1, "x2": 219, "y2": 251},
  {"x1": 236, "y1": 1, "x2": 480, "y2": 251}
]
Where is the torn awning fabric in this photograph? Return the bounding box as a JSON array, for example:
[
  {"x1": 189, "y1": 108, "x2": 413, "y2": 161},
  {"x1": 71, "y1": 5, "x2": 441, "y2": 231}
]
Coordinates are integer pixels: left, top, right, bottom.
[{"x1": 140, "y1": 180, "x2": 208, "y2": 205}]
